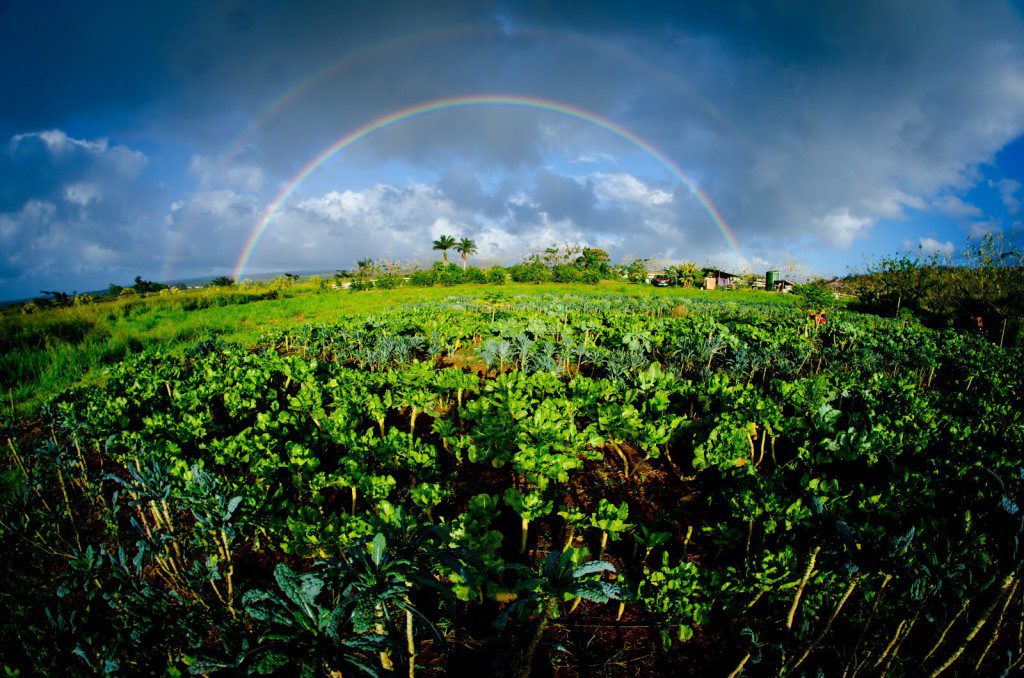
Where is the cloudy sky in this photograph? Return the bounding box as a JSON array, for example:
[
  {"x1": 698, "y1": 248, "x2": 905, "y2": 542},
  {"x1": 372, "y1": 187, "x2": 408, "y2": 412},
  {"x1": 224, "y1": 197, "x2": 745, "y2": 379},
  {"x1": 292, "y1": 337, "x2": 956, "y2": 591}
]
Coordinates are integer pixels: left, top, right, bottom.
[{"x1": 2, "y1": 0, "x2": 1024, "y2": 299}]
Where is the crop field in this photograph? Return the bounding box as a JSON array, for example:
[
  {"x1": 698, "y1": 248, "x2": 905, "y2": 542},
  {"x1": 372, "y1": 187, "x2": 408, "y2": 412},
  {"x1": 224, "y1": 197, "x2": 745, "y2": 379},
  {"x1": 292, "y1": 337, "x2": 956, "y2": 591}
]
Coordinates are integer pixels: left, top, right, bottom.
[
  {"x1": 2, "y1": 286, "x2": 1022, "y2": 676},
  {"x1": 0, "y1": 282, "x2": 792, "y2": 415}
]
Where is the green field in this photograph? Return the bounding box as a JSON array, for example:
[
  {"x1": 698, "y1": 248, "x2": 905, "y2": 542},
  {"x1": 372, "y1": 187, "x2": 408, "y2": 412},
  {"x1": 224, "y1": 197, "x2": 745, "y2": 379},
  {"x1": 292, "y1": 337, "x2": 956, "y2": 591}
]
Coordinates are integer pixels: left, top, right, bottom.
[
  {"x1": 1, "y1": 281, "x2": 793, "y2": 415},
  {"x1": 3, "y1": 281, "x2": 1022, "y2": 675}
]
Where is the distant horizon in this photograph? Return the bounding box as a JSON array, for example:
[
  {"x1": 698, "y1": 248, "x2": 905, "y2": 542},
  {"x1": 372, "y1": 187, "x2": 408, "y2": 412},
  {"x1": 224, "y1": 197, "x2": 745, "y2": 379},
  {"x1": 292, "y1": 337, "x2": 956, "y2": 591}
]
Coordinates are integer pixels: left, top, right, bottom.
[{"x1": 2, "y1": 2, "x2": 1023, "y2": 300}]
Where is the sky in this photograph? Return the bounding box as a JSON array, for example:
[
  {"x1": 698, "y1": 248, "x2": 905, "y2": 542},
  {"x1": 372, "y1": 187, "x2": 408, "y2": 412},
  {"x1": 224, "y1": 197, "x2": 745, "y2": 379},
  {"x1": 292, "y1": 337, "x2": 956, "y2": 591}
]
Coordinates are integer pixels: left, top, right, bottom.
[{"x1": 2, "y1": 0, "x2": 1024, "y2": 299}]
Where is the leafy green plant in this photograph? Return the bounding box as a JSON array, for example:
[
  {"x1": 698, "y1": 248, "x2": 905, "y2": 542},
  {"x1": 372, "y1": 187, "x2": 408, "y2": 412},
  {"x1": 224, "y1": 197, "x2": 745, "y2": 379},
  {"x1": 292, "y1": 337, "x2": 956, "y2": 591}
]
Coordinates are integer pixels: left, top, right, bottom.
[
  {"x1": 589, "y1": 499, "x2": 631, "y2": 558},
  {"x1": 499, "y1": 549, "x2": 620, "y2": 678}
]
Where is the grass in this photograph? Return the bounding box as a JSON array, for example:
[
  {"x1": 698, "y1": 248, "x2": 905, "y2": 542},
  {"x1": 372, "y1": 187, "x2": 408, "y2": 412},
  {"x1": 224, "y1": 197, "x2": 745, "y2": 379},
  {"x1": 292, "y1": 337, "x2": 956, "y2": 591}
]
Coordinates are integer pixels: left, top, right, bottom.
[{"x1": 1, "y1": 280, "x2": 795, "y2": 416}]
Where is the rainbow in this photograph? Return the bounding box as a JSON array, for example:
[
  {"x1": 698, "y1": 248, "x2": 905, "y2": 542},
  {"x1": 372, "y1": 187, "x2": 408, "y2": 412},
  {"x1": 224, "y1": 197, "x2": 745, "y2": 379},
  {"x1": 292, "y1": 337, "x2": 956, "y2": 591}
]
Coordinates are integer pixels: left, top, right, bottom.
[{"x1": 232, "y1": 95, "x2": 742, "y2": 279}]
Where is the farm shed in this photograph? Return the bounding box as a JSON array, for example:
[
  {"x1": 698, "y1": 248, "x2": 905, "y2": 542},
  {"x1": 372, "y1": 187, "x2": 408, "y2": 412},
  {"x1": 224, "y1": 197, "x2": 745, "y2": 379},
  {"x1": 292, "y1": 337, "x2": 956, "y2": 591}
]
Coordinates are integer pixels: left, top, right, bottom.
[{"x1": 703, "y1": 268, "x2": 737, "y2": 290}]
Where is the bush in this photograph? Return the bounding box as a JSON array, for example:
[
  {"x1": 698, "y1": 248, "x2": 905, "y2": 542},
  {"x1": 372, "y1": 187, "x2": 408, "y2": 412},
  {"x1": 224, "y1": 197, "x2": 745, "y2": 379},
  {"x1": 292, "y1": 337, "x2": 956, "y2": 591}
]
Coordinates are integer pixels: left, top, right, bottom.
[
  {"x1": 793, "y1": 281, "x2": 837, "y2": 314},
  {"x1": 409, "y1": 270, "x2": 437, "y2": 286},
  {"x1": 375, "y1": 274, "x2": 403, "y2": 290},
  {"x1": 487, "y1": 266, "x2": 508, "y2": 285},
  {"x1": 438, "y1": 268, "x2": 464, "y2": 286},
  {"x1": 581, "y1": 269, "x2": 602, "y2": 285},
  {"x1": 464, "y1": 267, "x2": 487, "y2": 284},
  {"x1": 624, "y1": 258, "x2": 649, "y2": 283},
  {"x1": 349, "y1": 280, "x2": 374, "y2": 292},
  {"x1": 509, "y1": 262, "x2": 550, "y2": 284},
  {"x1": 551, "y1": 264, "x2": 581, "y2": 283}
]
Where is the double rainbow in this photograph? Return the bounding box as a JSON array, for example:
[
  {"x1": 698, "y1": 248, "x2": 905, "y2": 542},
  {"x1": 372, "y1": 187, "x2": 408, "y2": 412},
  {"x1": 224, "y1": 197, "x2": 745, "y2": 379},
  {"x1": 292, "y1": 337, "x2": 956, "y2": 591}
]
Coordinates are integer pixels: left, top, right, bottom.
[{"x1": 232, "y1": 95, "x2": 741, "y2": 279}]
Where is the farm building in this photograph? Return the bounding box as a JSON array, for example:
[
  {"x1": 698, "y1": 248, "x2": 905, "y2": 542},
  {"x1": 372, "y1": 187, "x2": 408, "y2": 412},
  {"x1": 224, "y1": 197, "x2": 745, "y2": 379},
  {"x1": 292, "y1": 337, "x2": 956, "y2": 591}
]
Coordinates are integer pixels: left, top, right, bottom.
[{"x1": 702, "y1": 268, "x2": 737, "y2": 290}]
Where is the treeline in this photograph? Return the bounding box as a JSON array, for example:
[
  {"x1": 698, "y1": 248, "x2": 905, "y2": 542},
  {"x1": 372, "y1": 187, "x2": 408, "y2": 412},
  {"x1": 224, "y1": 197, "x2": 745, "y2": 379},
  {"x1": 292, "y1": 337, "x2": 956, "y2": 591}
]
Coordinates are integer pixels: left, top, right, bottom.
[
  {"x1": 340, "y1": 245, "x2": 617, "y2": 291},
  {"x1": 847, "y1": 234, "x2": 1024, "y2": 345}
]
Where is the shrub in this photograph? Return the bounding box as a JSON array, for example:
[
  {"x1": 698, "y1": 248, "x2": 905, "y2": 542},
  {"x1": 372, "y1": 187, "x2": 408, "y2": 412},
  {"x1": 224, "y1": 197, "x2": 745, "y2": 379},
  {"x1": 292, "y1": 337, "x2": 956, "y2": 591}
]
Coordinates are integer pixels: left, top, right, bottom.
[
  {"x1": 464, "y1": 267, "x2": 487, "y2": 284},
  {"x1": 349, "y1": 280, "x2": 374, "y2": 292},
  {"x1": 409, "y1": 270, "x2": 437, "y2": 286},
  {"x1": 793, "y1": 280, "x2": 837, "y2": 314},
  {"x1": 375, "y1": 274, "x2": 403, "y2": 290},
  {"x1": 487, "y1": 266, "x2": 508, "y2": 285},
  {"x1": 509, "y1": 262, "x2": 550, "y2": 284},
  {"x1": 438, "y1": 268, "x2": 464, "y2": 286},
  {"x1": 581, "y1": 269, "x2": 602, "y2": 285},
  {"x1": 551, "y1": 264, "x2": 581, "y2": 283}
]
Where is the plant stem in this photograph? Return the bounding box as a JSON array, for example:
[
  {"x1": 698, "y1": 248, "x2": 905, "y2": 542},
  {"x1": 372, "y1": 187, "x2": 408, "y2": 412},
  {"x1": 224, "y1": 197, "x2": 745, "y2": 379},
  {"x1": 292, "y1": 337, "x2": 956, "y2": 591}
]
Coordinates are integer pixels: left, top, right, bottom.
[
  {"x1": 520, "y1": 518, "x2": 529, "y2": 554},
  {"x1": 870, "y1": 618, "x2": 907, "y2": 672},
  {"x1": 790, "y1": 576, "x2": 859, "y2": 670},
  {"x1": 727, "y1": 653, "x2": 751, "y2": 678},
  {"x1": 930, "y1": 574, "x2": 1016, "y2": 677},
  {"x1": 610, "y1": 441, "x2": 630, "y2": 478},
  {"x1": 973, "y1": 579, "x2": 1019, "y2": 672},
  {"x1": 407, "y1": 606, "x2": 416, "y2": 678},
  {"x1": 786, "y1": 546, "x2": 821, "y2": 630},
  {"x1": 522, "y1": 597, "x2": 557, "y2": 678},
  {"x1": 922, "y1": 597, "x2": 970, "y2": 662}
]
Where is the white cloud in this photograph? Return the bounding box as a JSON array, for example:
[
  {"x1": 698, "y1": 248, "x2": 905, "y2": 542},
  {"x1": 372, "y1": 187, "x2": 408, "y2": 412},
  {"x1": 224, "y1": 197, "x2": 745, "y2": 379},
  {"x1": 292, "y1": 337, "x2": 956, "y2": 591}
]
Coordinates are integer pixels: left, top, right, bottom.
[
  {"x1": 917, "y1": 237, "x2": 956, "y2": 256},
  {"x1": 812, "y1": 208, "x2": 873, "y2": 249},
  {"x1": 969, "y1": 218, "x2": 1003, "y2": 236},
  {"x1": 863, "y1": 191, "x2": 927, "y2": 219},
  {"x1": 11, "y1": 129, "x2": 147, "y2": 176},
  {"x1": 295, "y1": 184, "x2": 468, "y2": 236},
  {"x1": 593, "y1": 173, "x2": 673, "y2": 207},
  {"x1": 991, "y1": 178, "x2": 1021, "y2": 214},
  {"x1": 0, "y1": 131, "x2": 163, "y2": 294},
  {"x1": 189, "y1": 154, "x2": 263, "y2": 192},
  {"x1": 12, "y1": 129, "x2": 109, "y2": 155},
  {"x1": 574, "y1": 152, "x2": 616, "y2": 164},
  {"x1": 928, "y1": 195, "x2": 983, "y2": 219},
  {"x1": 63, "y1": 182, "x2": 101, "y2": 206}
]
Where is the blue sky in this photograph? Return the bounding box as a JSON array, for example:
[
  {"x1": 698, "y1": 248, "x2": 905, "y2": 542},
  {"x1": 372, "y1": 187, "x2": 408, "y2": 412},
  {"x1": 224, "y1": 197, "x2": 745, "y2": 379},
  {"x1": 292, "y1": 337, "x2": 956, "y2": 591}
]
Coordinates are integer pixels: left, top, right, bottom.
[{"x1": 2, "y1": 0, "x2": 1024, "y2": 299}]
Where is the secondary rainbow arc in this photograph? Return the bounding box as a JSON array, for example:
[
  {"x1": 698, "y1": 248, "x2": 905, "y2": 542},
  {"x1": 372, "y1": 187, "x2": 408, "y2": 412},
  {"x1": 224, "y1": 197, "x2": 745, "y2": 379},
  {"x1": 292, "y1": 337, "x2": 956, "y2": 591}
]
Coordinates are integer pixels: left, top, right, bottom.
[{"x1": 232, "y1": 95, "x2": 741, "y2": 280}]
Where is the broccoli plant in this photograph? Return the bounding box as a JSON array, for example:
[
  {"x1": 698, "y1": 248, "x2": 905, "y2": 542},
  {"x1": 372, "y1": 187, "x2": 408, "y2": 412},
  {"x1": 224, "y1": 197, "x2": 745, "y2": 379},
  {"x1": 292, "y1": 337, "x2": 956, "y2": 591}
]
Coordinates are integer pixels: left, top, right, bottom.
[
  {"x1": 638, "y1": 554, "x2": 711, "y2": 646},
  {"x1": 589, "y1": 499, "x2": 632, "y2": 558},
  {"x1": 505, "y1": 488, "x2": 553, "y2": 554}
]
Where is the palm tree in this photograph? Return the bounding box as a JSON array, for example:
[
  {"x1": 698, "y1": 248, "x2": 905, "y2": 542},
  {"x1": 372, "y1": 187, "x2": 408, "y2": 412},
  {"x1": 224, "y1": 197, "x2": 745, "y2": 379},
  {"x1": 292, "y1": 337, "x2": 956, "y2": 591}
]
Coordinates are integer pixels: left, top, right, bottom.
[
  {"x1": 432, "y1": 235, "x2": 456, "y2": 264},
  {"x1": 455, "y1": 237, "x2": 477, "y2": 269}
]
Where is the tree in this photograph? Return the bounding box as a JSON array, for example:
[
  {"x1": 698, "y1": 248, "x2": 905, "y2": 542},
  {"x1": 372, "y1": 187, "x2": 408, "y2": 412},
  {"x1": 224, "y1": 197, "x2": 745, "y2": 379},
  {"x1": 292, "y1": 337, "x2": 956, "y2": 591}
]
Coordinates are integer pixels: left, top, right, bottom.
[
  {"x1": 209, "y1": 276, "x2": 234, "y2": 287},
  {"x1": 666, "y1": 263, "x2": 701, "y2": 287},
  {"x1": 541, "y1": 243, "x2": 582, "y2": 267},
  {"x1": 356, "y1": 259, "x2": 375, "y2": 279},
  {"x1": 39, "y1": 290, "x2": 73, "y2": 305},
  {"x1": 624, "y1": 258, "x2": 649, "y2": 283},
  {"x1": 132, "y1": 276, "x2": 167, "y2": 294},
  {"x1": 455, "y1": 237, "x2": 478, "y2": 269},
  {"x1": 575, "y1": 248, "x2": 612, "y2": 276},
  {"x1": 432, "y1": 235, "x2": 456, "y2": 264}
]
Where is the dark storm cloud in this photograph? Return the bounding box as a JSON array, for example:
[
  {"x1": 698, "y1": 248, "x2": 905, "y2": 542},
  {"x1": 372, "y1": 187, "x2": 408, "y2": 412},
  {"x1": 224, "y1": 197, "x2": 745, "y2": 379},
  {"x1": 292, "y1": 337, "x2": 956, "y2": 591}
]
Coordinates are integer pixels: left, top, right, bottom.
[{"x1": 1, "y1": 0, "x2": 1023, "y2": 296}]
